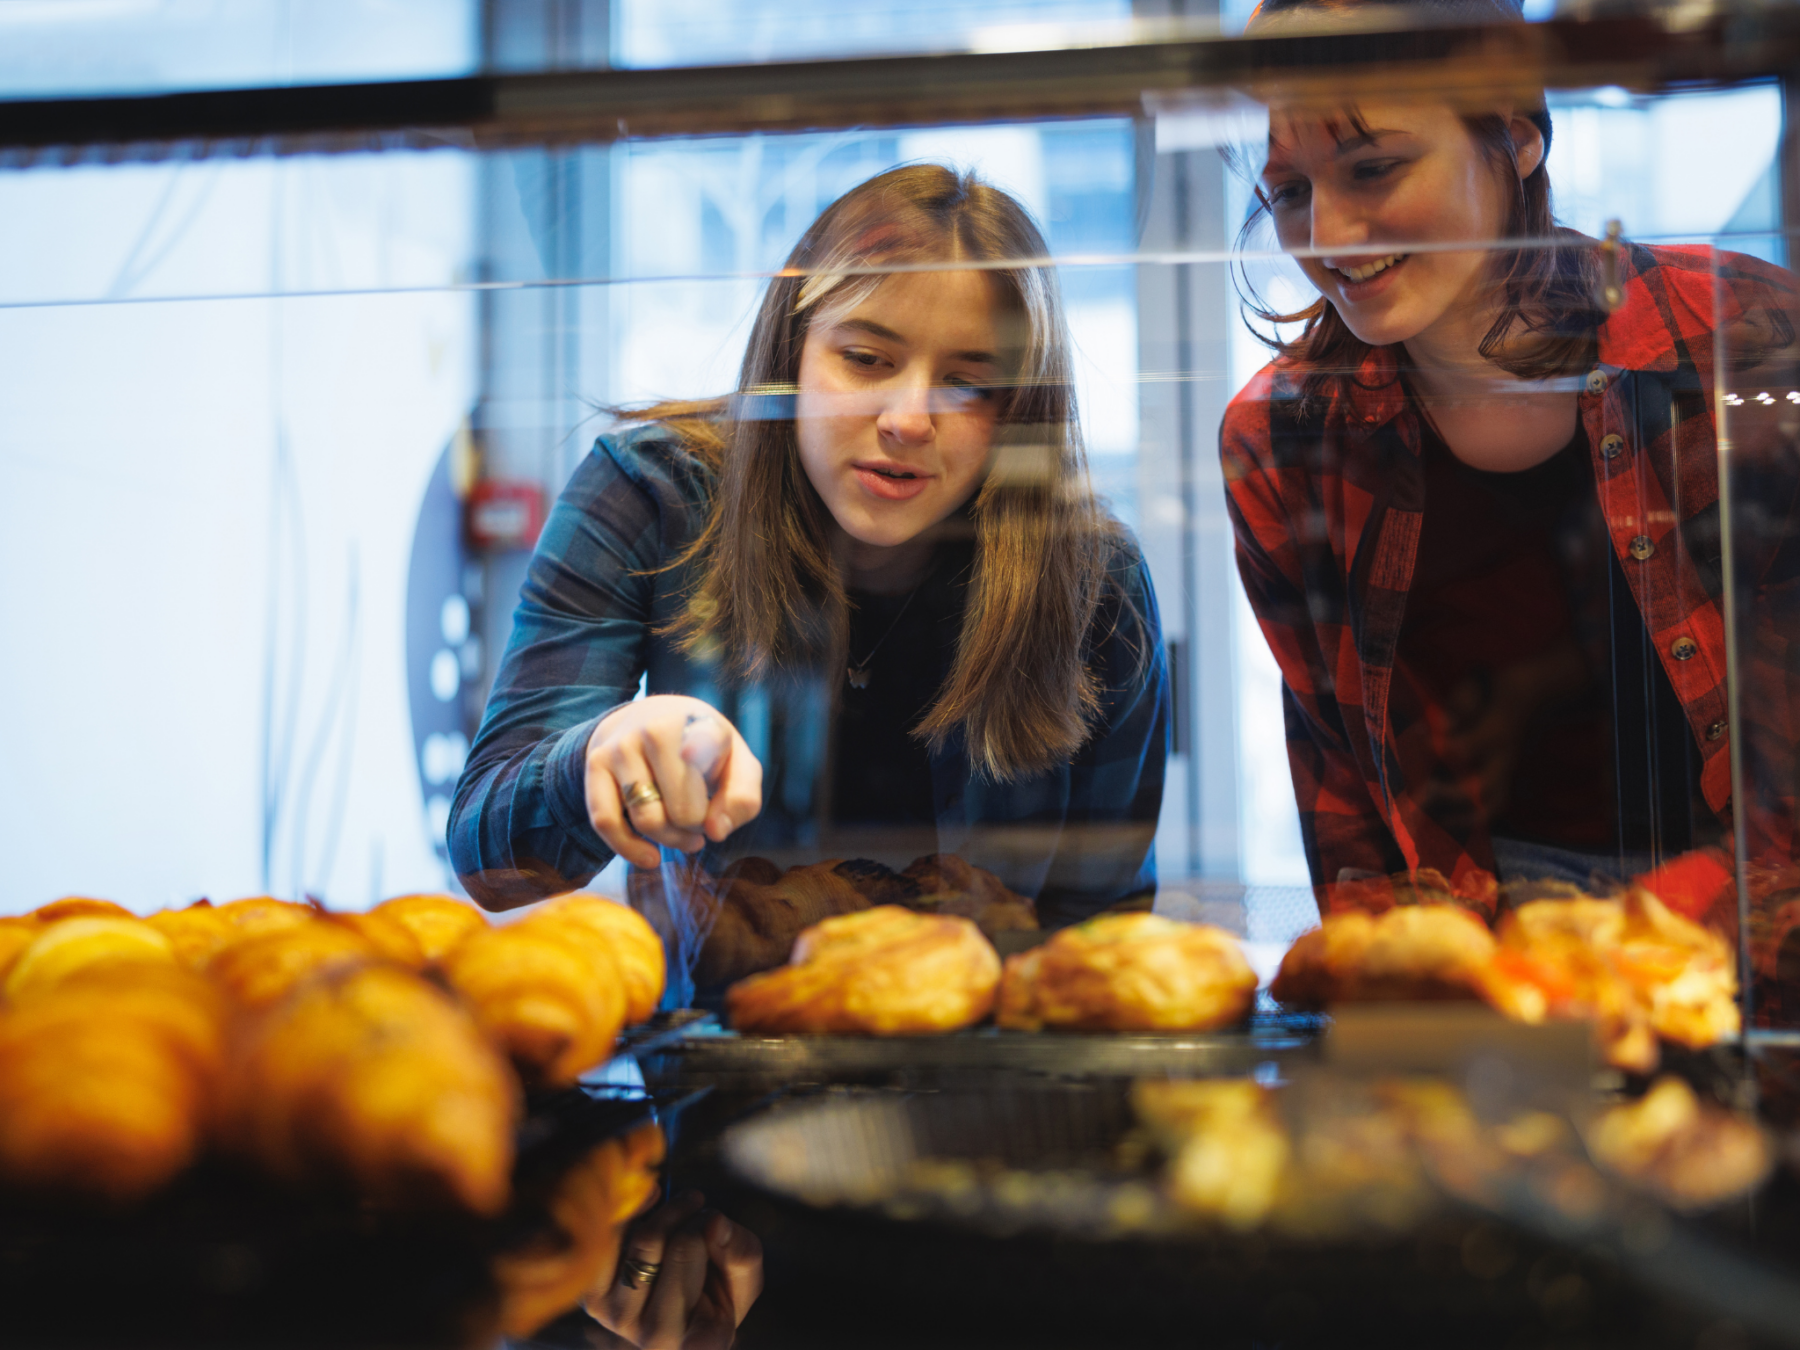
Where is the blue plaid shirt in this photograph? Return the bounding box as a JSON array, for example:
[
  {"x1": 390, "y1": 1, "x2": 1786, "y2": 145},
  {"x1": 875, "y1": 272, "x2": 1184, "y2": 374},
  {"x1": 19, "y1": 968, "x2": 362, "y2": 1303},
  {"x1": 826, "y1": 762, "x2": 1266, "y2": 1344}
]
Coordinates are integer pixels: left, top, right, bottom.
[{"x1": 448, "y1": 424, "x2": 1170, "y2": 927}]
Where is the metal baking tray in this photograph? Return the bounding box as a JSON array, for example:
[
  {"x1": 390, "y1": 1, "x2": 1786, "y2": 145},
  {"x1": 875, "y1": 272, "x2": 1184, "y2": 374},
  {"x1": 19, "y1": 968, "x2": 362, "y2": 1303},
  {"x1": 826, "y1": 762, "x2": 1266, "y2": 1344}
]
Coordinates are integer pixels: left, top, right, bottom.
[
  {"x1": 631, "y1": 1009, "x2": 1324, "y2": 1089},
  {"x1": 721, "y1": 1081, "x2": 1800, "y2": 1347}
]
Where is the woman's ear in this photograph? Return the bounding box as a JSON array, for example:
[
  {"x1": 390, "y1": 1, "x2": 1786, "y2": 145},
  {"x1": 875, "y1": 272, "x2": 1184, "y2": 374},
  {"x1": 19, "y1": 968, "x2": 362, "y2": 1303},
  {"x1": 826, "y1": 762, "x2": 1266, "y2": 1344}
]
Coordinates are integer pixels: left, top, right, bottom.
[{"x1": 1508, "y1": 113, "x2": 1546, "y2": 180}]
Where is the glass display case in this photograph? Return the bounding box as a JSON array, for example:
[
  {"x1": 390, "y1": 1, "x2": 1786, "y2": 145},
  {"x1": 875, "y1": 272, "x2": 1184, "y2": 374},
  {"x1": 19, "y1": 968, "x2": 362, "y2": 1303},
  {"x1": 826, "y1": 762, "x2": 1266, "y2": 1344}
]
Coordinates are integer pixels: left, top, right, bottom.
[{"x1": 4, "y1": 2, "x2": 1800, "y2": 1346}]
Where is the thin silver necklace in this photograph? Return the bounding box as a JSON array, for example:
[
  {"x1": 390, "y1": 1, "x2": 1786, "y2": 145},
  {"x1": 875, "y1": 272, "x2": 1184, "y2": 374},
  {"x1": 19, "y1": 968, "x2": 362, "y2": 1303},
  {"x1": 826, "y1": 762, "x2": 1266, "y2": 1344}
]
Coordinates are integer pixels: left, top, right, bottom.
[{"x1": 846, "y1": 579, "x2": 926, "y2": 689}]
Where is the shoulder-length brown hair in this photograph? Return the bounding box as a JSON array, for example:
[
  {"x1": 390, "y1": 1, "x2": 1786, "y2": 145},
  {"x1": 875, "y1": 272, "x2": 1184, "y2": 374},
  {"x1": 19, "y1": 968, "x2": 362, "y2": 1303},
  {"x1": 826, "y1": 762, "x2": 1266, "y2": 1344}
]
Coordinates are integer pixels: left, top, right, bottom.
[
  {"x1": 622, "y1": 164, "x2": 1129, "y2": 782},
  {"x1": 1237, "y1": 0, "x2": 1603, "y2": 416}
]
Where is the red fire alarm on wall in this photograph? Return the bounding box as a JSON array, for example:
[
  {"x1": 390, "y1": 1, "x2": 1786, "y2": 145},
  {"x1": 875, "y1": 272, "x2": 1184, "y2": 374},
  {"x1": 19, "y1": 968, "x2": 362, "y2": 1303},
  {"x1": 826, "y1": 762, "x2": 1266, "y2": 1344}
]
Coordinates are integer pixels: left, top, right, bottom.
[{"x1": 467, "y1": 480, "x2": 547, "y2": 551}]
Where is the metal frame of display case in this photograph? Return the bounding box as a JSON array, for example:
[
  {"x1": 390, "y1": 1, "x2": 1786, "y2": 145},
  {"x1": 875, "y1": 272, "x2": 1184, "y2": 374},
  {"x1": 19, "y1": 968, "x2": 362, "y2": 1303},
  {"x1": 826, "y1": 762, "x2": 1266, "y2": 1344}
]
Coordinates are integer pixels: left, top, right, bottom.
[{"x1": 2, "y1": 10, "x2": 1800, "y2": 162}]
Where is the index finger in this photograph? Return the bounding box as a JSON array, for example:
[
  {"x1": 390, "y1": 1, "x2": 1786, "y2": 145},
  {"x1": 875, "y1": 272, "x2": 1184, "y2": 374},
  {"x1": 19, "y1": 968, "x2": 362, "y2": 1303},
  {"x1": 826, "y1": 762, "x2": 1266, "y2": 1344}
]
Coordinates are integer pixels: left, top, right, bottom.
[{"x1": 704, "y1": 725, "x2": 763, "y2": 842}]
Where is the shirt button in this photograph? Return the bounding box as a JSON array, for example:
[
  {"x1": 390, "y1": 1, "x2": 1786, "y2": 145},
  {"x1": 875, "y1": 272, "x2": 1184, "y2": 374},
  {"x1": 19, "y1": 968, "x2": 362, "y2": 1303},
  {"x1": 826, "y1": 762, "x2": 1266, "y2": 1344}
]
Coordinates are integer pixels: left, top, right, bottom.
[
  {"x1": 1707, "y1": 719, "x2": 1728, "y2": 740},
  {"x1": 1671, "y1": 637, "x2": 1699, "y2": 661},
  {"x1": 1600, "y1": 433, "x2": 1626, "y2": 459},
  {"x1": 1629, "y1": 535, "x2": 1655, "y2": 561},
  {"x1": 1586, "y1": 368, "x2": 1608, "y2": 395}
]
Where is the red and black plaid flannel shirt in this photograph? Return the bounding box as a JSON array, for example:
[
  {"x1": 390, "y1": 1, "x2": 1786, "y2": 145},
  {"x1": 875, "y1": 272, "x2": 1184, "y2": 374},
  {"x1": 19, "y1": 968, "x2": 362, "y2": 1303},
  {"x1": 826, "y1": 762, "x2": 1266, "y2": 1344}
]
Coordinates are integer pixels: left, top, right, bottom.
[{"x1": 1222, "y1": 243, "x2": 1800, "y2": 923}]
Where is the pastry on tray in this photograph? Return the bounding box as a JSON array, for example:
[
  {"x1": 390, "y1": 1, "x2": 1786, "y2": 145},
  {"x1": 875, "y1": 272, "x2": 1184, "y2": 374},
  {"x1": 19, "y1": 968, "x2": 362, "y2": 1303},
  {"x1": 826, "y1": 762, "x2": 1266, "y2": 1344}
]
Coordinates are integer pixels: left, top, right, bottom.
[
  {"x1": 5, "y1": 915, "x2": 178, "y2": 1000},
  {"x1": 372, "y1": 893, "x2": 491, "y2": 963},
  {"x1": 725, "y1": 905, "x2": 1001, "y2": 1036},
  {"x1": 0, "y1": 963, "x2": 227, "y2": 1202},
  {"x1": 632, "y1": 851, "x2": 1036, "y2": 989},
  {"x1": 1476, "y1": 886, "x2": 1738, "y2": 1073},
  {"x1": 997, "y1": 913, "x2": 1258, "y2": 1033},
  {"x1": 440, "y1": 919, "x2": 630, "y2": 1086},
  {"x1": 1270, "y1": 903, "x2": 1497, "y2": 1007},
  {"x1": 528, "y1": 895, "x2": 666, "y2": 1025},
  {"x1": 227, "y1": 962, "x2": 518, "y2": 1214}
]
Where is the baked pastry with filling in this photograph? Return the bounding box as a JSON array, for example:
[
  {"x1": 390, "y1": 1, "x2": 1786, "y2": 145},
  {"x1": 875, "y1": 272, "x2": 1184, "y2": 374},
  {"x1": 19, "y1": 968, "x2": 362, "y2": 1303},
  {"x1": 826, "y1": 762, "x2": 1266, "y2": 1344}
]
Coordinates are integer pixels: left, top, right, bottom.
[
  {"x1": 998, "y1": 913, "x2": 1257, "y2": 1033},
  {"x1": 372, "y1": 893, "x2": 490, "y2": 963},
  {"x1": 726, "y1": 905, "x2": 1000, "y2": 1035},
  {"x1": 1271, "y1": 904, "x2": 1497, "y2": 1007}
]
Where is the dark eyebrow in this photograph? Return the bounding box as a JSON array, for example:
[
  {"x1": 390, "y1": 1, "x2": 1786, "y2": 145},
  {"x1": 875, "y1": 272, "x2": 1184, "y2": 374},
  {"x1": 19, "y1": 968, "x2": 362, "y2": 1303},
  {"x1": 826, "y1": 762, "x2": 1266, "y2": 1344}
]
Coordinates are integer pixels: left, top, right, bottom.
[
  {"x1": 834, "y1": 316, "x2": 998, "y2": 366},
  {"x1": 1334, "y1": 128, "x2": 1402, "y2": 156}
]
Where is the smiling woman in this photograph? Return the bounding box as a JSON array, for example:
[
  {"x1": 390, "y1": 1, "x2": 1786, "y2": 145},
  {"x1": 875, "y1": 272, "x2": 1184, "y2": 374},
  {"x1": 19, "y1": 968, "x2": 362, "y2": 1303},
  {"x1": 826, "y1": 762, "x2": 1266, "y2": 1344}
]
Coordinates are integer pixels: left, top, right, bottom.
[
  {"x1": 448, "y1": 164, "x2": 1170, "y2": 936},
  {"x1": 1222, "y1": 0, "x2": 1800, "y2": 907}
]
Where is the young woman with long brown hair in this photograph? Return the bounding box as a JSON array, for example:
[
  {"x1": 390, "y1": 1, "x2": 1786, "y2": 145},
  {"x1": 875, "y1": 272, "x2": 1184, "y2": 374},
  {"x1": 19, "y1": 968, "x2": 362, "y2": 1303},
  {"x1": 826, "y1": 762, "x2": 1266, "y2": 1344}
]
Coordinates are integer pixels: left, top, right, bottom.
[
  {"x1": 449, "y1": 164, "x2": 1169, "y2": 932},
  {"x1": 1224, "y1": 0, "x2": 1799, "y2": 918}
]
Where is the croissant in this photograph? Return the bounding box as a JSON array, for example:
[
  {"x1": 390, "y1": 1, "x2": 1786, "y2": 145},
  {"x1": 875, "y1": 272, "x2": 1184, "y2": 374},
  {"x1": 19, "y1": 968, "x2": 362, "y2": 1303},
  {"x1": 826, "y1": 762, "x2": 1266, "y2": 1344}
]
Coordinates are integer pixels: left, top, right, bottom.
[
  {"x1": 997, "y1": 914, "x2": 1258, "y2": 1033},
  {"x1": 226, "y1": 962, "x2": 517, "y2": 1214},
  {"x1": 373, "y1": 893, "x2": 490, "y2": 963},
  {"x1": 5, "y1": 917, "x2": 177, "y2": 1001},
  {"x1": 147, "y1": 901, "x2": 236, "y2": 969},
  {"x1": 324, "y1": 909, "x2": 427, "y2": 968},
  {"x1": 440, "y1": 923, "x2": 627, "y2": 1086},
  {"x1": 32, "y1": 896, "x2": 135, "y2": 923},
  {"x1": 0, "y1": 964, "x2": 226, "y2": 1202},
  {"x1": 214, "y1": 896, "x2": 317, "y2": 941},
  {"x1": 0, "y1": 918, "x2": 37, "y2": 984},
  {"x1": 529, "y1": 896, "x2": 665, "y2": 1024},
  {"x1": 495, "y1": 1120, "x2": 665, "y2": 1337},
  {"x1": 208, "y1": 920, "x2": 383, "y2": 1009},
  {"x1": 726, "y1": 905, "x2": 1000, "y2": 1035}
]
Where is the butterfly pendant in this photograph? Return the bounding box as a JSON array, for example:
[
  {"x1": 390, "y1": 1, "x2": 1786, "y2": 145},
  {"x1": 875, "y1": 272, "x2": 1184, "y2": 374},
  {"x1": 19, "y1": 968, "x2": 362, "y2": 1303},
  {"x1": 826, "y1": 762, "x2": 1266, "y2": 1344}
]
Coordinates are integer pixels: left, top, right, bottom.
[{"x1": 847, "y1": 665, "x2": 871, "y2": 690}]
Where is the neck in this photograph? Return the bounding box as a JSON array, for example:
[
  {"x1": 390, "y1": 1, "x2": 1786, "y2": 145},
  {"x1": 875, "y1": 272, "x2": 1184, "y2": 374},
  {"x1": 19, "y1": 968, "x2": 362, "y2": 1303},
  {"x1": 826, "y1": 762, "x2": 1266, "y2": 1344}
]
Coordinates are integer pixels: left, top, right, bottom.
[
  {"x1": 840, "y1": 529, "x2": 936, "y2": 595},
  {"x1": 1399, "y1": 292, "x2": 1514, "y2": 403}
]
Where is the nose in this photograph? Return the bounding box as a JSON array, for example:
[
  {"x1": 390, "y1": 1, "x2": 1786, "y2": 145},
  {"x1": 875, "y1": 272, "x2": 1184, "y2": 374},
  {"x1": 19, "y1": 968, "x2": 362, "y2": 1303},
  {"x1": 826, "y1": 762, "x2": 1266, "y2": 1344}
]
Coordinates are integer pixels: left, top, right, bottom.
[
  {"x1": 875, "y1": 371, "x2": 935, "y2": 446},
  {"x1": 1309, "y1": 185, "x2": 1368, "y2": 255}
]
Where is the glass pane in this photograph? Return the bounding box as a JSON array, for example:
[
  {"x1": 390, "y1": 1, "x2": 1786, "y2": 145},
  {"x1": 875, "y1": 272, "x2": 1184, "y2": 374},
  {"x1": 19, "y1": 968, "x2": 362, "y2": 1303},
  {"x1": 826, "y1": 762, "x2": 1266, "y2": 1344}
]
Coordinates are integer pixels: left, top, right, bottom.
[{"x1": 8, "y1": 16, "x2": 1800, "y2": 1337}]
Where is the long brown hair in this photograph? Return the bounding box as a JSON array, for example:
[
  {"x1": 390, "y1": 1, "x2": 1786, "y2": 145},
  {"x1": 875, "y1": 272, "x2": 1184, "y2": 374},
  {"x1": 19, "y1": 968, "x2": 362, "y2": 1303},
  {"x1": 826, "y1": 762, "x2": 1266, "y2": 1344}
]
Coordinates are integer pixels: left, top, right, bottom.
[
  {"x1": 1238, "y1": 0, "x2": 1603, "y2": 416},
  {"x1": 622, "y1": 164, "x2": 1129, "y2": 782}
]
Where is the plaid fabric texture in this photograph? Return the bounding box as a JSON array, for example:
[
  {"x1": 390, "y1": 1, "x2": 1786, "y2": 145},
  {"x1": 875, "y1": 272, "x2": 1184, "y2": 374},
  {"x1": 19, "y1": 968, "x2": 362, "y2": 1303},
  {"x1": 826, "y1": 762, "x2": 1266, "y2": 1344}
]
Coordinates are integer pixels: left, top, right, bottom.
[
  {"x1": 1222, "y1": 243, "x2": 1800, "y2": 899},
  {"x1": 448, "y1": 424, "x2": 1170, "y2": 925}
]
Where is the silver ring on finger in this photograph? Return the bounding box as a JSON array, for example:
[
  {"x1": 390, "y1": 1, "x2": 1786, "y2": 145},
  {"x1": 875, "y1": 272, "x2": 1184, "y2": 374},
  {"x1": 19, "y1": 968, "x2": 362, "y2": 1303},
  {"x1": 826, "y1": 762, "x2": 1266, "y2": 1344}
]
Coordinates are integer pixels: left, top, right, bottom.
[
  {"x1": 622, "y1": 780, "x2": 664, "y2": 812},
  {"x1": 618, "y1": 1256, "x2": 661, "y2": 1290}
]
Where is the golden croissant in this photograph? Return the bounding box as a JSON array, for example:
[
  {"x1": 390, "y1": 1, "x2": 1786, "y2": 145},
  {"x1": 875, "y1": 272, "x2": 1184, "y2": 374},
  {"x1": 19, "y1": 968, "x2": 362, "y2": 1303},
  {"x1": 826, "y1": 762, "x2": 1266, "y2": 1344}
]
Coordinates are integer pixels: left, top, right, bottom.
[
  {"x1": 495, "y1": 1120, "x2": 665, "y2": 1337},
  {"x1": 440, "y1": 922, "x2": 627, "y2": 1086},
  {"x1": 373, "y1": 893, "x2": 490, "y2": 963},
  {"x1": 726, "y1": 905, "x2": 1000, "y2": 1036},
  {"x1": 0, "y1": 918, "x2": 38, "y2": 984},
  {"x1": 146, "y1": 902, "x2": 237, "y2": 969},
  {"x1": 208, "y1": 920, "x2": 385, "y2": 1010},
  {"x1": 33, "y1": 896, "x2": 135, "y2": 923},
  {"x1": 529, "y1": 895, "x2": 665, "y2": 1025},
  {"x1": 0, "y1": 963, "x2": 227, "y2": 1203},
  {"x1": 998, "y1": 913, "x2": 1258, "y2": 1033},
  {"x1": 6, "y1": 916, "x2": 177, "y2": 1001},
  {"x1": 226, "y1": 962, "x2": 518, "y2": 1214}
]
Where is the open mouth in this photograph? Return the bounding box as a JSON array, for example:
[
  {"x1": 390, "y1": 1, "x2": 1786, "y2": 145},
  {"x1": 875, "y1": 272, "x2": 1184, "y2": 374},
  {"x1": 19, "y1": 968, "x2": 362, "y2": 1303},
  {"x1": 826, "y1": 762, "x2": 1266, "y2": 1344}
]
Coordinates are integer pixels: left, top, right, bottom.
[
  {"x1": 854, "y1": 463, "x2": 932, "y2": 501},
  {"x1": 1325, "y1": 252, "x2": 1407, "y2": 284}
]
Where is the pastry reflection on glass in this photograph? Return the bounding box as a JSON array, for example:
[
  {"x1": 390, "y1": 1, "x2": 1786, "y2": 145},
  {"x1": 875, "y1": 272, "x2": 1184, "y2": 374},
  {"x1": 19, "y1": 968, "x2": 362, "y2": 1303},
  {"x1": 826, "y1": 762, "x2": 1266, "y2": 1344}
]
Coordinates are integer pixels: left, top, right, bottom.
[
  {"x1": 494, "y1": 1120, "x2": 665, "y2": 1338},
  {"x1": 998, "y1": 913, "x2": 1258, "y2": 1033},
  {"x1": 0, "y1": 963, "x2": 227, "y2": 1203},
  {"x1": 725, "y1": 905, "x2": 1000, "y2": 1035},
  {"x1": 226, "y1": 962, "x2": 518, "y2": 1214}
]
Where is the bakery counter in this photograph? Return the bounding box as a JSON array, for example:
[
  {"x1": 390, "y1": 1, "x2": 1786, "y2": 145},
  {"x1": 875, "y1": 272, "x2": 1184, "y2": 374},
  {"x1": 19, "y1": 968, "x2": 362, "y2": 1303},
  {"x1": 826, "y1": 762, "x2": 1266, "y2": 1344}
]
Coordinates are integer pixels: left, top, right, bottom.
[{"x1": 538, "y1": 1036, "x2": 1800, "y2": 1350}]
